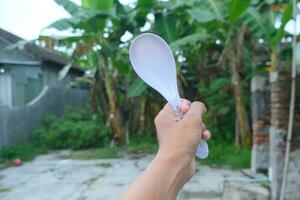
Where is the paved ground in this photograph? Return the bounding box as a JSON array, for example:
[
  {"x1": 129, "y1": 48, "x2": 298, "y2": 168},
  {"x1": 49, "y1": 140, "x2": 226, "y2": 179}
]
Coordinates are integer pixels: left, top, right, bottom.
[{"x1": 0, "y1": 151, "x2": 243, "y2": 200}]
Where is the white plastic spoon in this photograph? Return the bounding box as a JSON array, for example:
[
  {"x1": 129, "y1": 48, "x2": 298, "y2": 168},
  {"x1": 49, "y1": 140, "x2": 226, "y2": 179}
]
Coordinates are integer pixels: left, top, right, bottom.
[{"x1": 129, "y1": 33, "x2": 209, "y2": 159}]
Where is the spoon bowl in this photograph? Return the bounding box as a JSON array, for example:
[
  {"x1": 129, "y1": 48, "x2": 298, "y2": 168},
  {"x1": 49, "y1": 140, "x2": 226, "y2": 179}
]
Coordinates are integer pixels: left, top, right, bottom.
[{"x1": 129, "y1": 33, "x2": 181, "y2": 109}]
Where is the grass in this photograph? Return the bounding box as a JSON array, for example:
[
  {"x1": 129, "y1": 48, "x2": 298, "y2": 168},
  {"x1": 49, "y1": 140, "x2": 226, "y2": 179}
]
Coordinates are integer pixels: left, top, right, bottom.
[
  {"x1": 0, "y1": 144, "x2": 48, "y2": 162},
  {"x1": 127, "y1": 135, "x2": 250, "y2": 170},
  {"x1": 0, "y1": 145, "x2": 121, "y2": 169},
  {"x1": 0, "y1": 134, "x2": 250, "y2": 170},
  {"x1": 65, "y1": 147, "x2": 121, "y2": 160},
  {"x1": 199, "y1": 139, "x2": 251, "y2": 170},
  {"x1": 0, "y1": 162, "x2": 11, "y2": 170}
]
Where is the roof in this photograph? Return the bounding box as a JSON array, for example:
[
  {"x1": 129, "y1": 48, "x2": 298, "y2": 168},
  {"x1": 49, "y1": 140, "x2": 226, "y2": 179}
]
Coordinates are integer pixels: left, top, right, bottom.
[{"x1": 0, "y1": 28, "x2": 84, "y2": 73}]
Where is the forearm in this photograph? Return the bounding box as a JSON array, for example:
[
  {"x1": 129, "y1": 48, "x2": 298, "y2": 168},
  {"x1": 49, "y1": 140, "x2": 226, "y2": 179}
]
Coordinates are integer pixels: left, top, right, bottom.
[
  {"x1": 118, "y1": 101, "x2": 208, "y2": 200},
  {"x1": 118, "y1": 153, "x2": 188, "y2": 200}
]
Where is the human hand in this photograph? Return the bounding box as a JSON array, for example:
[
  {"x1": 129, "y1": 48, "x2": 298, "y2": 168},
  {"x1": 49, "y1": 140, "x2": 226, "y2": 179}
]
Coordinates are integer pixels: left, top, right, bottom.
[{"x1": 154, "y1": 99, "x2": 211, "y2": 183}]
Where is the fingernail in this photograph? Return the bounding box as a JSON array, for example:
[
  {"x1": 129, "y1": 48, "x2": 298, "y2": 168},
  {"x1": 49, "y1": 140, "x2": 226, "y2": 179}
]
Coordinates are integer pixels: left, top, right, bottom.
[{"x1": 180, "y1": 100, "x2": 190, "y2": 114}]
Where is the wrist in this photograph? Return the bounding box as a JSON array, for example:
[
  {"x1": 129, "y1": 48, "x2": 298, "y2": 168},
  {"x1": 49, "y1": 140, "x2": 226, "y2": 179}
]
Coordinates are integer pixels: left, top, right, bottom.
[
  {"x1": 156, "y1": 147, "x2": 192, "y2": 172},
  {"x1": 152, "y1": 151, "x2": 193, "y2": 199}
]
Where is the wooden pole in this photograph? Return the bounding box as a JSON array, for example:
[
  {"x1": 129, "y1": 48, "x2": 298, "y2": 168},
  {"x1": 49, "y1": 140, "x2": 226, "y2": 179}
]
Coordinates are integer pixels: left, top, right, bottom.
[{"x1": 279, "y1": 1, "x2": 297, "y2": 199}]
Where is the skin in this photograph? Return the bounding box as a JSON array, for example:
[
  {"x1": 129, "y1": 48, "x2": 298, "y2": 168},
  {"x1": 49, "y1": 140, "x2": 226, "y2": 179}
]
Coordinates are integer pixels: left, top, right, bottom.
[{"x1": 118, "y1": 100, "x2": 211, "y2": 200}]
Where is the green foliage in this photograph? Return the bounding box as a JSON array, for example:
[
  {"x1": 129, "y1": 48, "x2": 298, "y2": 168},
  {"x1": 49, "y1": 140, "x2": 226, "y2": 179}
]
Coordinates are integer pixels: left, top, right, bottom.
[
  {"x1": 188, "y1": 8, "x2": 216, "y2": 23},
  {"x1": 244, "y1": 3, "x2": 293, "y2": 49},
  {"x1": 203, "y1": 0, "x2": 226, "y2": 20},
  {"x1": 228, "y1": 0, "x2": 251, "y2": 23},
  {"x1": 170, "y1": 32, "x2": 208, "y2": 51},
  {"x1": 154, "y1": 12, "x2": 178, "y2": 43},
  {"x1": 33, "y1": 107, "x2": 109, "y2": 150},
  {"x1": 272, "y1": 3, "x2": 293, "y2": 45},
  {"x1": 37, "y1": 0, "x2": 293, "y2": 168},
  {"x1": 128, "y1": 79, "x2": 148, "y2": 98},
  {"x1": 200, "y1": 77, "x2": 235, "y2": 141},
  {"x1": 137, "y1": 0, "x2": 155, "y2": 8},
  {"x1": 82, "y1": 0, "x2": 114, "y2": 13}
]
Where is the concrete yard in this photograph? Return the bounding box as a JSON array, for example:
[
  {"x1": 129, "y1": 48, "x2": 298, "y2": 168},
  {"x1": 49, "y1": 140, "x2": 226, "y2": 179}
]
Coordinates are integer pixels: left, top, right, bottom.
[{"x1": 0, "y1": 151, "x2": 243, "y2": 200}]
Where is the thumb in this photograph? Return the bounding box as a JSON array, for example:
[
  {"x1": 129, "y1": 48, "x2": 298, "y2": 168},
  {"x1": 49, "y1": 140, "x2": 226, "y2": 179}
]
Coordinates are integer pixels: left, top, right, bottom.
[{"x1": 183, "y1": 101, "x2": 206, "y2": 124}]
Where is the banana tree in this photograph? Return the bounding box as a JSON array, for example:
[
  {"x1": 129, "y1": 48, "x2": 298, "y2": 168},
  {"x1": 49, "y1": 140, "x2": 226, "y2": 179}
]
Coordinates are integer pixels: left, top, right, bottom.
[
  {"x1": 172, "y1": 0, "x2": 293, "y2": 148},
  {"x1": 42, "y1": 0, "x2": 169, "y2": 144},
  {"x1": 44, "y1": 0, "x2": 139, "y2": 144},
  {"x1": 243, "y1": 1, "x2": 293, "y2": 71},
  {"x1": 175, "y1": 0, "x2": 253, "y2": 148},
  {"x1": 133, "y1": 0, "x2": 252, "y2": 147}
]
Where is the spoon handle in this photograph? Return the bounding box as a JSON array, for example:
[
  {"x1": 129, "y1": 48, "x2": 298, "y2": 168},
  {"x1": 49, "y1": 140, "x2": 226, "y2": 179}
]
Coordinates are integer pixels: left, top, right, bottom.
[
  {"x1": 196, "y1": 140, "x2": 209, "y2": 159},
  {"x1": 174, "y1": 106, "x2": 209, "y2": 159}
]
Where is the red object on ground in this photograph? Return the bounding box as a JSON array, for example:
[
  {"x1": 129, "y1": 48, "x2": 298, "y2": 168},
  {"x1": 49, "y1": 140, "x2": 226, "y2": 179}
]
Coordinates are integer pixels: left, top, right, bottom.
[{"x1": 13, "y1": 159, "x2": 22, "y2": 166}]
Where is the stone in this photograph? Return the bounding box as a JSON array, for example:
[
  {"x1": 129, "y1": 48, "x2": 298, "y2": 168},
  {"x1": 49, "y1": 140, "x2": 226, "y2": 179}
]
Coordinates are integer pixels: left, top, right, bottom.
[
  {"x1": 251, "y1": 143, "x2": 269, "y2": 172},
  {"x1": 222, "y1": 181, "x2": 269, "y2": 200},
  {"x1": 282, "y1": 149, "x2": 300, "y2": 200},
  {"x1": 251, "y1": 74, "x2": 270, "y2": 173},
  {"x1": 269, "y1": 127, "x2": 285, "y2": 200},
  {"x1": 251, "y1": 75, "x2": 268, "y2": 92}
]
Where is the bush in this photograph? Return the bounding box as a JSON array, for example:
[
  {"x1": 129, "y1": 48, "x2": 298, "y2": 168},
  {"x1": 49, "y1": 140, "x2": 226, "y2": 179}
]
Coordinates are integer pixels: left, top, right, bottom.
[
  {"x1": 0, "y1": 108, "x2": 113, "y2": 166},
  {"x1": 199, "y1": 78, "x2": 236, "y2": 142},
  {"x1": 33, "y1": 107, "x2": 110, "y2": 150}
]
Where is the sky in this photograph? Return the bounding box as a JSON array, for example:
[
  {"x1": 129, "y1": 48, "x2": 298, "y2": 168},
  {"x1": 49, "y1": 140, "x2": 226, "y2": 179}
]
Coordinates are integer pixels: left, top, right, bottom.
[
  {"x1": 0, "y1": 0, "x2": 136, "y2": 40},
  {"x1": 0, "y1": 0, "x2": 299, "y2": 40}
]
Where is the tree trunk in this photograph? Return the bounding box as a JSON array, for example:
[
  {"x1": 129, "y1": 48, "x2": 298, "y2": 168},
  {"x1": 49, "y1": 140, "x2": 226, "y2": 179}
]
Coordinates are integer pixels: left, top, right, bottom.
[
  {"x1": 90, "y1": 68, "x2": 109, "y2": 129},
  {"x1": 138, "y1": 97, "x2": 146, "y2": 134},
  {"x1": 271, "y1": 50, "x2": 278, "y2": 72},
  {"x1": 99, "y1": 55, "x2": 126, "y2": 145},
  {"x1": 235, "y1": 118, "x2": 241, "y2": 147},
  {"x1": 90, "y1": 69, "x2": 106, "y2": 113},
  {"x1": 230, "y1": 57, "x2": 251, "y2": 148},
  {"x1": 195, "y1": 55, "x2": 209, "y2": 85},
  {"x1": 90, "y1": 70, "x2": 99, "y2": 113},
  {"x1": 228, "y1": 29, "x2": 251, "y2": 148}
]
